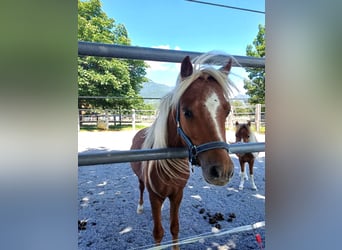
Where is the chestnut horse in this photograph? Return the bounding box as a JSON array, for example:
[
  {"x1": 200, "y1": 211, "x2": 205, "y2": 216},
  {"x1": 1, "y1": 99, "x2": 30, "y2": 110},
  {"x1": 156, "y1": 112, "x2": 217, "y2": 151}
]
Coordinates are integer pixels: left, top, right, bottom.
[
  {"x1": 235, "y1": 121, "x2": 258, "y2": 190},
  {"x1": 130, "y1": 53, "x2": 236, "y2": 249}
]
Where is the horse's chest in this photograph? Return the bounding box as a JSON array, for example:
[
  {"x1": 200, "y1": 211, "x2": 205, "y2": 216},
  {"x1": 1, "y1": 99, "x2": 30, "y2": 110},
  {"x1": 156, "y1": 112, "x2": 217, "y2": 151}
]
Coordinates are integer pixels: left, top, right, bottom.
[{"x1": 238, "y1": 153, "x2": 254, "y2": 162}]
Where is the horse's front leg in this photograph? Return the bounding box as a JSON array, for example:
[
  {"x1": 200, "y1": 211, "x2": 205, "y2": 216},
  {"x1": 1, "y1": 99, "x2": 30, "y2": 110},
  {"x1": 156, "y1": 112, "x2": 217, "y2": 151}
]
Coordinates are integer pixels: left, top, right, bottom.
[
  {"x1": 248, "y1": 158, "x2": 257, "y2": 190},
  {"x1": 149, "y1": 192, "x2": 165, "y2": 245},
  {"x1": 239, "y1": 158, "x2": 246, "y2": 190},
  {"x1": 137, "y1": 179, "x2": 145, "y2": 214},
  {"x1": 169, "y1": 190, "x2": 184, "y2": 250}
]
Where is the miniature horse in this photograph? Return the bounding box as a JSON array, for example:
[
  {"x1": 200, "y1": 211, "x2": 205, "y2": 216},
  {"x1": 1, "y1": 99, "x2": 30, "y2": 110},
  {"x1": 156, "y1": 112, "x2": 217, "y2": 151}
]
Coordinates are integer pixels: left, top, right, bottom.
[
  {"x1": 131, "y1": 53, "x2": 236, "y2": 249},
  {"x1": 235, "y1": 121, "x2": 258, "y2": 190}
]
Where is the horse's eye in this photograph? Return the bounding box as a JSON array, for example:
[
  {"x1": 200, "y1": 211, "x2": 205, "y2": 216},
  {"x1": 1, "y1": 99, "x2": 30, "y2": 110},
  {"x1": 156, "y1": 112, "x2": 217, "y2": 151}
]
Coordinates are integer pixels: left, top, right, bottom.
[{"x1": 183, "y1": 109, "x2": 193, "y2": 119}]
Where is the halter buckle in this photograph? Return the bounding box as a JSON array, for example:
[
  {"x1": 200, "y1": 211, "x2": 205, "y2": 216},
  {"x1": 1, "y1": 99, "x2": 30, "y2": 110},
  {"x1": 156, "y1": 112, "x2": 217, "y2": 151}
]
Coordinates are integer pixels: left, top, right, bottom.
[{"x1": 190, "y1": 145, "x2": 198, "y2": 157}]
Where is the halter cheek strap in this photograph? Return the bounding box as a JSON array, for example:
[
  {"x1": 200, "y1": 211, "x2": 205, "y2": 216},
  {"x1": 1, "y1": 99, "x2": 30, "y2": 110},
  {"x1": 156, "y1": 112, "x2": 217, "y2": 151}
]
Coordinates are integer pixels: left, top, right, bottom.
[{"x1": 176, "y1": 104, "x2": 230, "y2": 165}]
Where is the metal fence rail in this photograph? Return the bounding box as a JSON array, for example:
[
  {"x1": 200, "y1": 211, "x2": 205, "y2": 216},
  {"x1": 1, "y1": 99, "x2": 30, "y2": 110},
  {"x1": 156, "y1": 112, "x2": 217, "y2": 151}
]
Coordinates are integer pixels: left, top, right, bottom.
[
  {"x1": 78, "y1": 143, "x2": 265, "y2": 166},
  {"x1": 78, "y1": 41, "x2": 265, "y2": 166},
  {"x1": 78, "y1": 41, "x2": 265, "y2": 68}
]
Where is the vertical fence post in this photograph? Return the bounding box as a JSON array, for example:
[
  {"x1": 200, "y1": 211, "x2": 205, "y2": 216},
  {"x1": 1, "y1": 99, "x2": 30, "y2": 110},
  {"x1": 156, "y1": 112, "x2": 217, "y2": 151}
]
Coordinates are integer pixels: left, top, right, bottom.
[
  {"x1": 119, "y1": 107, "x2": 122, "y2": 126},
  {"x1": 78, "y1": 112, "x2": 80, "y2": 132},
  {"x1": 255, "y1": 104, "x2": 261, "y2": 133},
  {"x1": 132, "y1": 109, "x2": 136, "y2": 131},
  {"x1": 105, "y1": 110, "x2": 109, "y2": 130}
]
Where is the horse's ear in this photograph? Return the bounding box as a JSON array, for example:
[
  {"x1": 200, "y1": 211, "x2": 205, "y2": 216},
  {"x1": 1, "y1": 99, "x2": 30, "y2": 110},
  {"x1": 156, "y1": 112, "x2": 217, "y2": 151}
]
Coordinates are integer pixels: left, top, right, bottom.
[
  {"x1": 247, "y1": 121, "x2": 251, "y2": 126},
  {"x1": 235, "y1": 121, "x2": 239, "y2": 126},
  {"x1": 220, "y1": 58, "x2": 233, "y2": 74},
  {"x1": 181, "y1": 56, "x2": 193, "y2": 78}
]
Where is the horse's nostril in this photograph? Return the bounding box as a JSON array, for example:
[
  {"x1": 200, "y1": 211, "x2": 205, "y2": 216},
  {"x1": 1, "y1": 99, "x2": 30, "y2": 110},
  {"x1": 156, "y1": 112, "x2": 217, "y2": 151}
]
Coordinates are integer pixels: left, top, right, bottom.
[{"x1": 210, "y1": 166, "x2": 220, "y2": 178}]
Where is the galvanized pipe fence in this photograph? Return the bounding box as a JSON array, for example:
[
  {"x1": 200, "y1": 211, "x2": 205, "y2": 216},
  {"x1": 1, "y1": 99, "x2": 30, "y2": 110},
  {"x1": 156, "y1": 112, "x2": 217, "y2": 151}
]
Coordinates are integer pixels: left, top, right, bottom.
[
  {"x1": 78, "y1": 41, "x2": 265, "y2": 166},
  {"x1": 78, "y1": 41, "x2": 265, "y2": 68},
  {"x1": 78, "y1": 142, "x2": 265, "y2": 166}
]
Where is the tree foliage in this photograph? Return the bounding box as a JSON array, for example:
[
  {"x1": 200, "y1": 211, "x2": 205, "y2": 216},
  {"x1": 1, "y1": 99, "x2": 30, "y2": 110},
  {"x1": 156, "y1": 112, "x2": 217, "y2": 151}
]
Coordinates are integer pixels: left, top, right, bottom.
[
  {"x1": 78, "y1": 0, "x2": 148, "y2": 110},
  {"x1": 231, "y1": 100, "x2": 253, "y2": 114},
  {"x1": 244, "y1": 24, "x2": 265, "y2": 104}
]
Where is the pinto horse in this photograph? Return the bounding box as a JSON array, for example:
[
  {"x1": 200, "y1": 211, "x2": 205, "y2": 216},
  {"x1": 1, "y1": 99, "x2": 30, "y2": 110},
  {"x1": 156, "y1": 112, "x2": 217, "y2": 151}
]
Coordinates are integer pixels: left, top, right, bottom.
[
  {"x1": 235, "y1": 121, "x2": 258, "y2": 190},
  {"x1": 130, "y1": 53, "x2": 236, "y2": 249}
]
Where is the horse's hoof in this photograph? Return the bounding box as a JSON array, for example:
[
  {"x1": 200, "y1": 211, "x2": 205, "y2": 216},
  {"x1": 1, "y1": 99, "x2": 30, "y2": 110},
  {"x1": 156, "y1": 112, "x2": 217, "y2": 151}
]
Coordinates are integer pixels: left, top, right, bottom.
[
  {"x1": 251, "y1": 184, "x2": 257, "y2": 190},
  {"x1": 137, "y1": 204, "x2": 144, "y2": 214}
]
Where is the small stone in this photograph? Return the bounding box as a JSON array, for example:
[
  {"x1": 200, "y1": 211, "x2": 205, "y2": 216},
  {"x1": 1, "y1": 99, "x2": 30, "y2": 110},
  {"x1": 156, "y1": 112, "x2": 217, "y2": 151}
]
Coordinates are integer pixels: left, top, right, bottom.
[
  {"x1": 199, "y1": 208, "x2": 205, "y2": 214},
  {"x1": 228, "y1": 213, "x2": 236, "y2": 218},
  {"x1": 209, "y1": 217, "x2": 217, "y2": 224},
  {"x1": 78, "y1": 220, "x2": 87, "y2": 230},
  {"x1": 215, "y1": 212, "x2": 224, "y2": 221}
]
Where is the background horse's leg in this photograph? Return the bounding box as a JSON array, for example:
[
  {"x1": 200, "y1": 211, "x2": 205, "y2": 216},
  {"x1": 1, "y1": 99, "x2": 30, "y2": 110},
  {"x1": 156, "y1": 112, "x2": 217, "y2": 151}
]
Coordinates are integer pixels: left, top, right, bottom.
[
  {"x1": 137, "y1": 179, "x2": 145, "y2": 214},
  {"x1": 149, "y1": 193, "x2": 165, "y2": 245},
  {"x1": 248, "y1": 158, "x2": 258, "y2": 190},
  {"x1": 169, "y1": 191, "x2": 184, "y2": 250},
  {"x1": 239, "y1": 159, "x2": 246, "y2": 190}
]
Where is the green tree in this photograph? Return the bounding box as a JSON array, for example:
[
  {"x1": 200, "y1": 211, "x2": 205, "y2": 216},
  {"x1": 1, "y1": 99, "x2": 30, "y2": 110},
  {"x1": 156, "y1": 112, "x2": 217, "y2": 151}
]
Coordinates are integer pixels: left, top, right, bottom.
[
  {"x1": 78, "y1": 0, "x2": 148, "y2": 110},
  {"x1": 244, "y1": 24, "x2": 265, "y2": 104}
]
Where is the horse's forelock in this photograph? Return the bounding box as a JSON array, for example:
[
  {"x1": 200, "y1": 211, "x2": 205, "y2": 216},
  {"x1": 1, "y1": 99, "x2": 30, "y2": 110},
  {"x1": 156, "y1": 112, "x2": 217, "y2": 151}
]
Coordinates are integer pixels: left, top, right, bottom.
[{"x1": 173, "y1": 53, "x2": 237, "y2": 105}]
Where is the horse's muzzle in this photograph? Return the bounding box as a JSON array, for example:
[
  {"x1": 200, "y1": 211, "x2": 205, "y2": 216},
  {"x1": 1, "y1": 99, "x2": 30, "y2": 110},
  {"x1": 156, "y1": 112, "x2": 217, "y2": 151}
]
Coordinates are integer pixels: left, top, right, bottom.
[{"x1": 202, "y1": 163, "x2": 234, "y2": 186}]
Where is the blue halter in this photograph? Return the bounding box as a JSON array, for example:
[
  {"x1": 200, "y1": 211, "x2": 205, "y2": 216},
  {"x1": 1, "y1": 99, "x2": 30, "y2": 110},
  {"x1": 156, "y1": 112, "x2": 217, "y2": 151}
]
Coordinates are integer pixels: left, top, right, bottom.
[{"x1": 176, "y1": 103, "x2": 230, "y2": 165}]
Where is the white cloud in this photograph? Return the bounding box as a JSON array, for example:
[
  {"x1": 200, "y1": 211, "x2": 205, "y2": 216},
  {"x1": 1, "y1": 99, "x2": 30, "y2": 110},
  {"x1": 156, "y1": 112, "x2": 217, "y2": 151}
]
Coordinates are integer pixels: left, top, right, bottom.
[
  {"x1": 145, "y1": 45, "x2": 182, "y2": 74},
  {"x1": 151, "y1": 44, "x2": 181, "y2": 50},
  {"x1": 145, "y1": 61, "x2": 170, "y2": 72},
  {"x1": 152, "y1": 45, "x2": 171, "y2": 50}
]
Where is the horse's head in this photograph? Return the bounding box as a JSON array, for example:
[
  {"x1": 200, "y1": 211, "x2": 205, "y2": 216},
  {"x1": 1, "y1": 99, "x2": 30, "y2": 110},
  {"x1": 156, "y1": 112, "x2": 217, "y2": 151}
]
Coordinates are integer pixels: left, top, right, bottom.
[
  {"x1": 235, "y1": 121, "x2": 252, "y2": 143},
  {"x1": 175, "y1": 55, "x2": 235, "y2": 186}
]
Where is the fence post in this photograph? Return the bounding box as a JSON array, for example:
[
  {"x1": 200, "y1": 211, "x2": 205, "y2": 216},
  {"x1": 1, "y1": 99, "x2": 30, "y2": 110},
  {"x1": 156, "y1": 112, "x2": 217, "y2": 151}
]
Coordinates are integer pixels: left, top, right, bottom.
[
  {"x1": 105, "y1": 110, "x2": 109, "y2": 130},
  {"x1": 78, "y1": 109, "x2": 81, "y2": 131},
  {"x1": 255, "y1": 104, "x2": 261, "y2": 133},
  {"x1": 132, "y1": 109, "x2": 136, "y2": 131},
  {"x1": 119, "y1": 107, "x2": 122, "y2": 126}
]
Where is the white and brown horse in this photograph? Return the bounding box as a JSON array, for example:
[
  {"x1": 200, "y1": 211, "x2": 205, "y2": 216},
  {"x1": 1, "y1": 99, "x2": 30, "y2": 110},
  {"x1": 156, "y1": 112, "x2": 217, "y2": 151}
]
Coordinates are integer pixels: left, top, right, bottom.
[
  {"x1": 131, "y1": 53, "x2": 236, "y2": 249},
  {"x1": 235, "y1": 121, "x2": 258, "y2": 190}
]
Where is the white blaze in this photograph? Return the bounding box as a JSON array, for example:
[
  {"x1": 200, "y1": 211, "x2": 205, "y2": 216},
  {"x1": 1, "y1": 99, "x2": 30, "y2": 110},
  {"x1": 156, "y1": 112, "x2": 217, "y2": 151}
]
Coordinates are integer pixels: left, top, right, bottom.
[{"x1": 205, "y1": 92, "x2": 224, "y2": 141}]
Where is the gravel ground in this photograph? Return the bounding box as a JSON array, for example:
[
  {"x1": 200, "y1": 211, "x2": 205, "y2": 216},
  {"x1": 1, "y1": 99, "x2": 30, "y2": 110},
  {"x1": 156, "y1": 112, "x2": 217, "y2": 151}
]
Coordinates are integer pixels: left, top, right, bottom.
[{"x1": 78, "y1": 130, "x2": 265, "y2": 250}]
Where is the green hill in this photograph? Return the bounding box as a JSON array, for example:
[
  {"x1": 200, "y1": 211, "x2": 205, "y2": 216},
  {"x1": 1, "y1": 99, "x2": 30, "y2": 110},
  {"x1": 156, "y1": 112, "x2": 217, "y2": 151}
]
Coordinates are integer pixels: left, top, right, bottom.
[
  {"x1": 139, "y1": 81, "x2": 174, "y2": 109},
  {"x1": 139, "y1": 81, "x2": 173, "y2": 99}
]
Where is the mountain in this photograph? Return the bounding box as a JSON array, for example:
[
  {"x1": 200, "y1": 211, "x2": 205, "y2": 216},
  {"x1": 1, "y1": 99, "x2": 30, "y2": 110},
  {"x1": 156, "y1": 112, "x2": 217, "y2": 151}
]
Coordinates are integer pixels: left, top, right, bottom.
[
  {"x1": 139, "y1": 81, "x2": 249, "y2": 107},
  {"x1": 139, "y1": 81, "x2": 174, "y2": 99}
]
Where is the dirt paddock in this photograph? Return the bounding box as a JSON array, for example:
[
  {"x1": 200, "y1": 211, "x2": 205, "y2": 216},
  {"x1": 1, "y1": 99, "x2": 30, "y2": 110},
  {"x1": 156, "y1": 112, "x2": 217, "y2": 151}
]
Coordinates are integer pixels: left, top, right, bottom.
[{"x1": 78, "y1": 130, "x2": 265, "y2": 249}]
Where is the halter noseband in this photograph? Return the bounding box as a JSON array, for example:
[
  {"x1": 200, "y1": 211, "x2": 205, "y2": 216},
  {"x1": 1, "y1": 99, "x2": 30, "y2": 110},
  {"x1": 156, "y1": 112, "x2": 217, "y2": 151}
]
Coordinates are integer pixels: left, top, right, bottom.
[{"x1": 176, "y1": 103, "x2": 230, "y2": 165}]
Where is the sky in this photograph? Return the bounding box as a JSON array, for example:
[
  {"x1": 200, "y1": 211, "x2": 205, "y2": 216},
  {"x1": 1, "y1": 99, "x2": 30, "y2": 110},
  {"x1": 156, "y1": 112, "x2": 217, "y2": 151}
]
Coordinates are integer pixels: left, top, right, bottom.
[{"x1": 101, "y1": 0, "x2": 265, "y2": 95}]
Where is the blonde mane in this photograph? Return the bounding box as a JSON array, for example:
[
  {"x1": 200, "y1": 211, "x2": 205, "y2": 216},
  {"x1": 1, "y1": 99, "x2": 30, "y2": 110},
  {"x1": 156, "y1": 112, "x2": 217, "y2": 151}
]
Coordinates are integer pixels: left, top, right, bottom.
[{"x1": 142, "y1": 52, "x2": 238, "y2": 192}]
